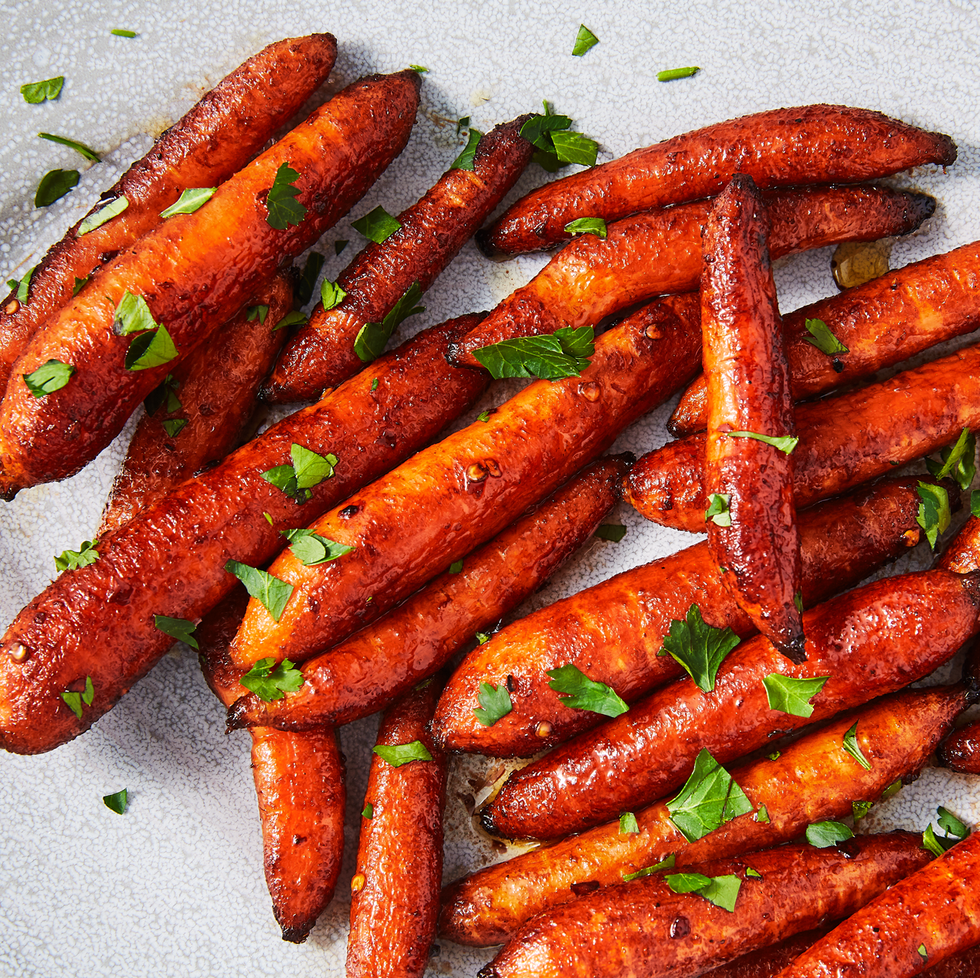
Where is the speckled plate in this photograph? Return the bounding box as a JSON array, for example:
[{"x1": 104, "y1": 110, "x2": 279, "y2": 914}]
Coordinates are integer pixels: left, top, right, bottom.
[{"x1": 2, "y1": 2, "x2": 980, "y2": 976}]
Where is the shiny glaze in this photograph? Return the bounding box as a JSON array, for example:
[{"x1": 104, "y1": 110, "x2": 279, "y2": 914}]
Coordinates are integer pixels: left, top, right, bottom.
[
  {"x1": 264, "y1": 114, "x2": 535, "y2": 402},
  {"x1": 627, "y1": 339, "x2": 980, "y2": 531},
  {"x1": 0, "y1": 315, "x2": 488, "y2": 754},
  {"x1": 480, "y1": 833, "x2": 933, "y2": 978},
  {"x1": 433, "y1": 476, "x2": 925, "y2": 758},
  {"x1": 479, "y1": 104, "x2": 956, "y2": 254},
  {"x1": 227, "y1": 455, "x2": 628, "y2": 731},
  {"x1": 481, "y1": 568, "x2": 980, "y2": 840},
  {"x1": 671, "y1": 239, "x2": 980, "y2": 436},
  {"x1": 440, "y1": 685, "x2": 966, "y2": 946},
  {"x1": 452, "y1": 185, "x2": 934, "y2": 368},
  {"x1": 0, "y1": 69, "x2": 421, "y2": 494},
  {"x1": 0, "y1": 33, "x2": 337, "y2": 393},
  {"x1": 346, "y1": 678, "x2": 446, "y2": 978},
  {"x1": 227, "y1": 299, "x2": 702, "y2": 671},
  {"x1": 99, "y1": 271, "x2": 292, "y2": 535}
]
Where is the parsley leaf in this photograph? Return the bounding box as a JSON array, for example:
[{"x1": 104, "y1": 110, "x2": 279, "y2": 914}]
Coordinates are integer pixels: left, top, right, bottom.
[
  {"x1": 153, "y1": 614, "x2": 198, "y2": 649},
  {"x1": 23, "y1": 359, "x2": 75, "y2": 398},
  {"x1": 38, "y1": 132, "x2": 100, "y2": 162},
  {"x1": 456, "y1": 116, "x2": 471, "y2": 135},
  {"x1": 762, "y1": 673, "x2": 829, "y2": 717},
  {"x1": 144, "y1": 373, "x2": 181, "y2": 415},
  {"x1": 373, "y1": 740, "x2": 433, "y2": 767},
  {"x1": 852, "y1": 800, "x2": 874, "y2": 822},
  {"x1": 622, "y1": 853, "x2": 674, "y2": 882},
  {"x1": 247, "y1": 304, "x2": 269, "y2": 324},
  {"x1": 665, "y1": 872, "x2": 741, "y2": 911},
  {"x1": 705, "y1": 493, "x2": 732, "y2": 527},
  {"x1": 240, "y1": 656, "x2": 304, "y2": 701},
  {"x1": 937, "y1": 806, "x2": 969, "y2": 840},
  {"x1": 564, "y1": 217, "x2": 607, "y2": 238},
  {"x1": 296, "y1": 252, "x2": 325, "y2": 306},
  {"x1": 224, "y1": 560, "x2": 294, "y2": 621},
  {"x1": 619, "y1": 811, "x2": 639, "y2": 834},
  {"x1": 354, "y1": 281, "x2": 425, "y2": 363},
  {"x1": 473, "y1": 326, "x2": 594, "y2": 380},
  {"x1": 35, "y1": 168, "x2": 79, "y2": 207},
  {"x1": 103, "y1": 788, "x2": 128, "y2": 813},
  {"x1": 161, "y1": 418, "x2": 187, "y2": 437},
  {"x1": 474, "y1": 681, "x2": 512, "y2": 726},
  {"x1": 317, "y1": 279, "x2": 347, "y2": 315},
  {"x1": 362, "y1": 803, "x2": 373, "y2": 819},
  {"x1": 659, "y1": 604, "x2": 740, "y2": 692},
  {"x1": 451, "y1": 128, "x2": 483, "y2": 170},
  {"x1": 842, "y1": 721, "x2": 871, "y2": 770},
  {"x1": 124, "y1": 323, "x2": 178, "y2": 371},
  {"x1": 546, "y1": 663, "x2": 628, "y2": 717},
  {"x1": 594, "y1": 523, "x2": 626, "y2": 542},
  {"x1": 54, "y1": 540, "x2": 99, "y2": 571},
  {"x1": 78, "y1": 196, "x2": 128, "y2": 235},
  {"x1": 520, "y1": 106, "x2": 598, "y2": 171},
  {"x1": 658, "y1": 66, "x2": 701, "y2": 81},
  {"x1": 409, "y1": 64, "x2": 429, "y2": 73},
  {"x1": 21, "y1": 76, "x2": 64, "y2": 103},
  {"x1": 262, "y1": 444, "x2": 336, "y2": 501},
  {"x1": 111, "y1": 28, "x2": 138, "y2": 37},
  {"x1": 726, "y1": 430, "x2": 798, "y2": 454},
  {"x1": 926, "y1": 428, "x2": 976, "y2": 491},
  {"x1": 755, "y1": 804, "x2": 770, "y2": 824},
  {"x1": 572, "y1": 24, "x2": 600, "y2": 56},
  {"x1": 274, "y1": 310, "x2": 308, "y2": 332},
  {"x1": 803, "y1": 317, "x2": 849, "y2": 356},
  {"x1": 806, "y1": 819, "x2": 853, "y2": 847},
  {"x1": 666, "y1": 748, "x2": 753, "y2": 842},
  {"x1": 265, "y1": 163, "x2": 307, "y2": 230},
  {"x1": 923, "y1": 806, "x2": 970, "y2": 855},
  {"x1": 918, "y1": 945, "x2": 928, "y2": 962},
  {"x1": 550, "y1": 130, "x2": 599, "y2": 166},
  {"x1": 916, "y1": 482, "x2": 952, "y2": 550},
  {"x1": 449, "y1": 559, "x2": 464, "y2": 573},
  {"x1": 72, "y1": 276, "x2": 88, "y2": 295},
  {"x1": 9, "y1": 265, "x2": 34, "y2": 303},
  {"x1": 114, "y1": 291, "x2": 158, "y2": 335},
  {"x1": 334, "y1": 239, "x2": 349, "y2": 256},
  {"x1": 160, "y1": 187, "x2": 215, "y2": 218},
  {"x1": 61, "y1": 676, "x2": 94, "y2": 719},
  {"x1": 281, "y1": 527, "x2": 353, "y2": 565},
  {"x1": 352, "y1": 205, "x2": 401, "y2": 244}
]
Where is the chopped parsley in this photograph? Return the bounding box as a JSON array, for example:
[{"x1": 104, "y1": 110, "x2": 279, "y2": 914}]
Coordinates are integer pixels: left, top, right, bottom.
[
  {"x1": 451, "y1": 128, "x2": 483, "y2": 170},
  {"x1": 564, "y1": 217, "x2": 607, "y2": 238},
  {"x1": 665, "y1": 871, "x2": 740, "y2": 911},
  {"x1": 351, "y1": 205, "x2": 401, "y2": 244},
  {"x1": 103, "y1": 788, "x2": 129, "y2": 813},
  {"x1": 657, "y1": 66, "x2": 701, "y2": 82},
  {"x1": 262, "y1": 443, "x2": 337, "y2": 502},
  {"x1": 666, "y1": 748, "x2": 753, "y2": 842},
  {"x1": 842, "y1": 721, "x2": 871, "y2": 770},
  {"x1": 926, "y1": 428, "x2": 976, "y2": 491},
  {"x1": 594, "y1": 523, "x2": 626, "y2": 542},
  {"x1": 265, "y1": 163, "x2": 307, "y2": 230},
  {"x1": 38, "y1": 132, "x2": 100, "y2": 162},
  {"x1": 35, "y1": 168, "x2": 79, "y2": 207},
  {"x1": 726, "y1": 430, "x2": 798, "y2": 454},
  {"x1": 54, "y1": 539, "x2": 99, "y2": 571},
  {"x1": 160, "y1": 187, "x2": 215, "y2": 218},
  {"x1": 762, "y1": 673, "x2": 829, "y2": 717},
  {"x1": 153, "y1": 615, "x2": 198, "y2": 648},
  {"x1": 354, "y1": 281, "x2": 425, "y2": 363},
  {"x1": 803, "y1": 317, "x2": 849, "y2": 356},
  {"x1": 23, "y1": 359, "x2": 75, "y2": 398},
  {"x1": 78, "y1": 196, "x2": 129, "y2": 235},
  {"x1": 224, "y1": 560, "x2": 294, "y2": 621},
  {"x1": 546, "y1": 663, "x2": 628, "y2": 717},
  {"x1": 619, "y1": 811, "x2": 639, "y2": 834},
  {"x1": 916, "y1": 482, "x2": 951, "y2": 550},
  {"x1": 281, "y1": 527, "x2": 353, "y2": 565},
  {"x1": 705, "y1": 493, "x2": 732, "y2": 527},
  {"x1": 473, "y1": 681, "x2": 512, "y2": 726},
  {"x1": 806, "y1": 819, "x2": 853, "y2": 847},
  {"x1": 240, "y1": 657, "x2": 304, "y2": 701},
  {"x1": 61, "y1": 675, "x2": 95, "y2": 718},
  {"x1": 572, "y1": 24, "x2": 599, "y2": 56},
  {"x1": 659, "y1": 604, "x2": 740, "y2": 692},
  {"x1": 21, "y1": 76, "x2": 64, "y2": 103},
  {"x1": 373, "y1": 740, "x2": 433, "y2": 767},
  {"x1": 472, "y1": 326, "x2": 594, "y2": 380}
]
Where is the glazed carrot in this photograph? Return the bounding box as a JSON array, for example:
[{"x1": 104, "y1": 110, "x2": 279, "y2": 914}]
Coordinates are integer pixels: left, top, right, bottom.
[
  {"x1": 0, "y1": 314, "x2": 489, "y2": 755},
  {"x1": 197, "y1": 591, "x2": 343, "y2": 944},
  {"x1": 479, "y1": 567, "x2": 980, "y2": 841},
  {"x1": 226, "y1": 455, "x2": 629, "y2": 732},
  {"x1": 939, "y1": 514, "x2": 980, "y2": 575},
  {"x1": 479, "y1": 833, "x2": 933, "y2": 978},
  {"x1": 98, "y1": 270, "x2": 293, "y2": 536},
  {"x1": 432, "y1": 476, "x2": 925, "y2": 759},
  {"x1": 225, "y1": 297, "x2": 702, "y2": 672},
  {"x1": 346, "y1": 677, "x2": 446, "y2": 978},
  {"x1": 479, "y1": 104, "x2": 955, "y2": 255},
  {"x1": 0, "y1": 33, "x2": 337, "y2": 393},
  {"x1": 625, "y1": 339, "x2": 980, "y2": 532},
  {"x1": 937, "y1": 630, "x2": 980, "y2": 774},
  {"x1": 774, "y1": 833, "x2": 980, "y2": 978},
  {"x1": 669, "y1": 240, "x2": 980, "y2": 437},
  {"x1": 451, "y1": 185, "x2": 935, "y2": 368},
  {"x1": 439, "y1": 684, "x2": 967, "y2": 946},
  {"x1": 0, "y1": 69, "x2": 421, "y2": 497},
  {"x1": 263, "y1": 114, "x2": 534, "y2": 402},
  {"x1": 701, "y1": 175, "x2": 803, "y2": 661}
]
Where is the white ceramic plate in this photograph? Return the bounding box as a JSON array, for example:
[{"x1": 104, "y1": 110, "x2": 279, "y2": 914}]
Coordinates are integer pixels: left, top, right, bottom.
[{"x1": 2, "y1": 2, "x2": 980, "y2": 975}]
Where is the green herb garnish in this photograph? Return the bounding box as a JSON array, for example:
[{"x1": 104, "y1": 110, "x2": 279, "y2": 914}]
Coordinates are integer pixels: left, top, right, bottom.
[
  {"x1": 451, "y1": 128, "x2": 483, "y2": 170},
  {"x1": 762, "y1": 673, "x2": 829, "y2": 717},
  {"x1": 38, "y1": 132, "x2": 100, "y2": 162},
  {"x1": 103, "y1": 788, "x2": 129, "y2": 813},
  {"x1": 160, "y1": 187, "x2": 215, "y2": 218},
  {"x1": 658, "y1": 66, "x2": 701, "y2": 81},
  {"x1": 265, "y1": 163, "x2": 307, "y2": 230},
  {"x1": 473, "y1": 681, "x2": 512, "y2": 726},
  {"x1": 373, "y1": 741, "x2": 433, "y2": 767},
  {"x1": 54, "y1": 540, "x2": 99, "y2": 571},
  {"x1": 622, "y1": 853, "x2": 674, "y2": 882},
  {"x1": 594, "y1": 523, "x2": 626, "y2": 542},
  {"x1": 320, "y1": 279, "x2": 348, "y2": 311},
  {"x1": 564, "y1": 217, "x2": 607, "y2": 238},
  {"x1": 354, "y1": 281, "x2": 425, "y2": 363},
  {"x1": 926, "y1": 428, "x2": 976, "y2": 491},
  {"x1": 547, "y1": 663, "x2": 628, "y2": 717},
  {"x1": 23, "y1": 359, "x2": 75, "y2": 398},
  {"x1": 659, "y1": 604, "x2": 740, "y2": 693},
  {"x1": 803, "y1": 317, "x2": 849, "y2": 356},
  {"x1": 473, "y1": 326, "x2": 594, "y2": 380},
  {"x1": 572, "y1": 24, "x2": 599, "y2": 56},
  {"x1": 281, "y1": 527, "x2": 353, "y2": 565},
  {"x1": 666, "y1": 748, "x2": 753, "y2": 842},
  {"x1": 619, "y1": 811, "x2": 639, "y2": 834},
  {"x1": 665, "y1": 871, "x2": 741, "y2": 911},
  {"x1": 78, "y1": 196, "x2": 128, "y2": 235},
  {"x1": 240, "y1": 657, "x2": 304, "y2": 701},
  {"x1": 21, "y1": 76, "x2": 64, "y2": 103},
  {"x1": 842, "y1": 721, "x2": 871, "y2": 770},
  {"x1": 726, "y1": 430, "x2": 798, "y2": 454},
  {"x1": 35, "y1": 168, "x2": 79, "y2": 207},
  {"x1": 916, "y1": 482, "x2": 951, "y2": 550},
  {"x1": 705, "y1": 493, "x2": 731, "y2": 527},
  {"x1": 351, "y1": 205, "x2": 401, "y2": 244},
  {"x1": 153, "y1": 615, "x2": 198, "y2": 649},
  {"x1": 224, "y1": 560, "x2": 294, "y2": 621}
]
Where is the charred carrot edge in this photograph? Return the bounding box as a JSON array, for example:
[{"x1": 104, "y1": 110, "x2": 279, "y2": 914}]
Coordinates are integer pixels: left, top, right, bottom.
[
  {"x1": 479, "y1": 568, "x2": 980, "y2": 841},
  {"x1": 775, "y1": 833, "x2": 980, "y2": 978},
  {"x1": 431, "y1": 476, "x2": 925, "y2": 759},
  {"x1": 226, "y1": 297, "x2": 702, "y2": 673},
  {"x1": 670, "y1": 240, "x2": 980, "y2": 437},
  {"x1": 626, "y1": 339, "x2": 980, "y2": 533},
  {"x1": 0, "y1": 69, "x2": 421, "y2": 496},
  {"x1": 227, "y1": 455, "x2": 629, "y2": 732},
  {"x1": 939, "y1": 514, "x2": 980, "y2": 575},
  {"x1": 452, "y1": 185, "x2": 935, "y2": 369},
  {"x1": 479, "y1": 833, "x2": 933, "y2": 978},
  {"x1": 439, "y1": 684, "x2": 967, "y2": 947},
  {"x1": 479, "y1": 104, "x2": 955, "y2": 255},
  {"x1": 263, "y1": 114, "x2": 535, "y2": 402},
  {"x1": 0, "y1": 313, "x2": 489, "y2": 755},
  {"x1": 702, "y1": 175, "x2": 804, "y2": 661},
  {"x1": 346, "y1": 677, "x2": 446, "y2": 978},
  {"x1": 0, "y1": 34, "x2": 337, "y2": 393},
  {"x1": 98, "y1": 270, "x2": 293, "y2": 536}
]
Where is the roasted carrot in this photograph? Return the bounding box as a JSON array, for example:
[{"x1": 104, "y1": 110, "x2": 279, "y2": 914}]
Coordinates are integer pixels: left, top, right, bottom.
[
  {"x1": 937, "y1": 632, "x2": 980, "y2": 775},
  {"x1": 0, "y1": 33, "x2": 337, "y2": 394},
  {"x1": 626, "y1": 340, "x2": 980, "y2": 532},
  {"x1": 478, "y1": 104, "x2": 955, "y2": 255},
  {"x1": 197, "y1": 590, "x2": 343, "y2": 943},
  {"x1": 774, "y1": 832, "x2": 980, "y2": 978},
  {"x1": 939, "y1": 514, "x2": 980, "y2": 575},
  {"x1": 263, "y1": 114, "x2": 534, "y2": 402},
  {"x1": 0, "y1": 313, "x2": 489, "y2": 755},
  {"x1": 0, "y1": 69, "x2": 421, "y2": 497},
  {"x1": 226, "y1": 455, "x2": 629, "y2": 732},
  {"x1": 98, "y1": 271, "x2": 293, "y2": 536},
  {"x1": 346, "y1": 677, "x2": 446, "y2": 978},
  {"x1": 479, "y1": 833, "x2": 933, "y2": 978},
  {"x1": 451, "y1": 185, "x2": 934, "y2": 368},
  {"x1": 480, "y1": 568, "x2": 980, "y2": 841},
  {"x1": 701, "y1": 175, "x2": 803, "y2": 661},
  {"x1": 439, "y1": 684, "x2": 967, "y2": 946},
  {"x1": 432, "y1": 476, "x2": 925, "y2": 759},
  {"x1": 669, "y1": 240, "x2": 980, "y2": 436},
  {"x1": 226, "y1": 297, "x2": 702, "y2": 672}
]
